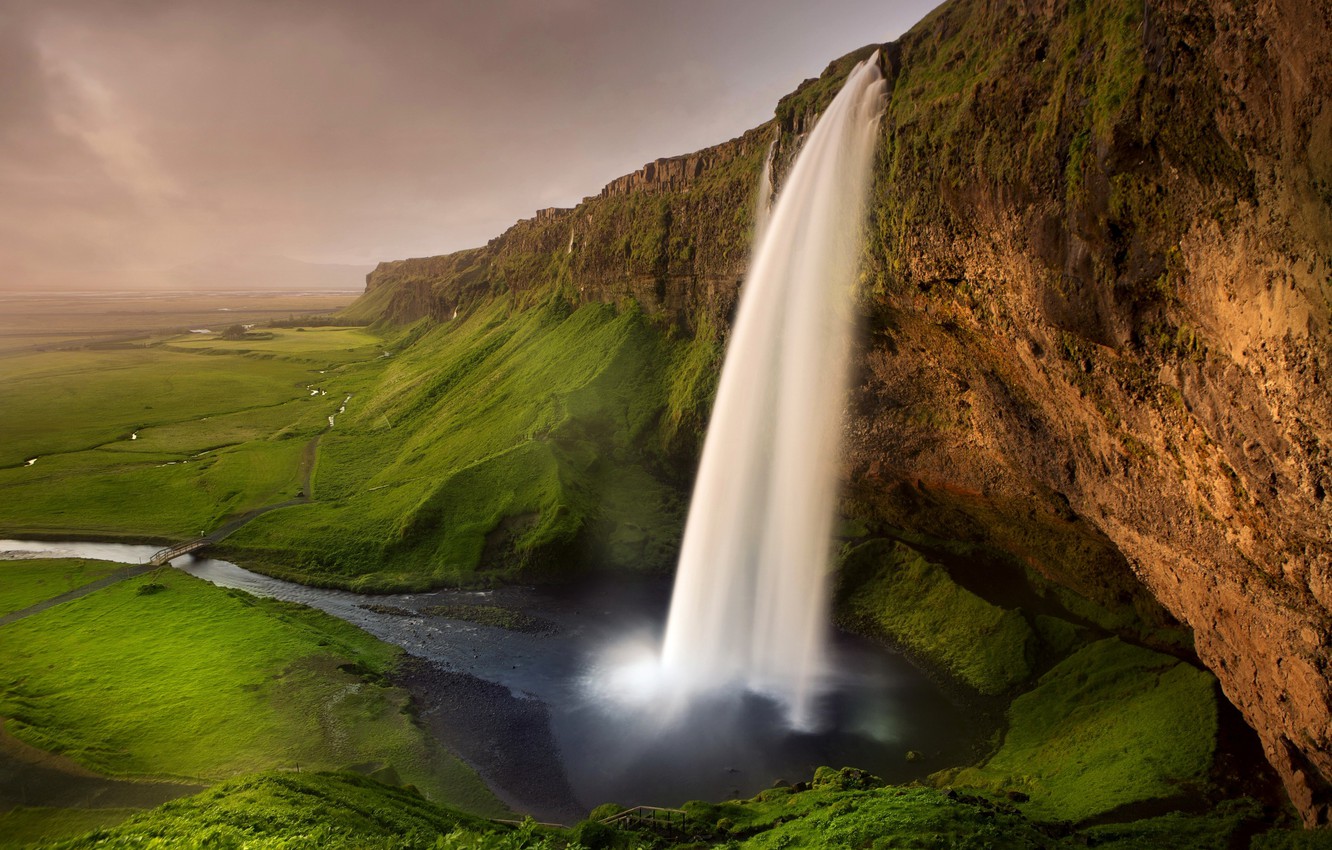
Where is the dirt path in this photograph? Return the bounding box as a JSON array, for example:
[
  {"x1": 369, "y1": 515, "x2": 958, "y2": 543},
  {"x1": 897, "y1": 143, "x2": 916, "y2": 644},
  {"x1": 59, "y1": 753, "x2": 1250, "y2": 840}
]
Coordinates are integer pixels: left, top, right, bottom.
[
  {"x1": 0, "y1": 434, "x2": 324, "y2": 627},
  {"x1": 0, "y1": 564, "x2": 161, "y2": 628}
]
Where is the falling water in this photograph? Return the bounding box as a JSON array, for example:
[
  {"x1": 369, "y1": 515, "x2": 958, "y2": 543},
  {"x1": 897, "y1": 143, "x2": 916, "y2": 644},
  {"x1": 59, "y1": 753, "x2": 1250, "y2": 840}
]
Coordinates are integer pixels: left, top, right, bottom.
[
  {"x1": 657, "y1": 54, "x2": 886, "y2": 729},
  {"x1": 754, "y1": 140, "x2": 776, "y2": 242}
]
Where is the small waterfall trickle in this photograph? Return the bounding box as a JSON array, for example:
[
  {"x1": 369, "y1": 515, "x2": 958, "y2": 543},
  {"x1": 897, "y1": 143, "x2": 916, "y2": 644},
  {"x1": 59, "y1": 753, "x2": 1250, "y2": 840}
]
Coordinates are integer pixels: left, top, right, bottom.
[
  {"x1": 754, "y1": 140, "x2": 776, "y2": 243},
  {"x1": 656, "y1": 54, "x2": 887, "y2": 729}
]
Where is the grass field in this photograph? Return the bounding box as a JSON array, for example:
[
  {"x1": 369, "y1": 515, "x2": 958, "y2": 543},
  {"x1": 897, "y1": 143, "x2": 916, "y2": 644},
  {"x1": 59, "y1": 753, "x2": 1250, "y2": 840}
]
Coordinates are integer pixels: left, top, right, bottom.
[
  {"x1": 0, "y1": 325, "x2": 388, "y2": 541},
  {"x1": 165, "y1": 326, "x2": 386, "y2": 364},
  {"x1": 0, "y1": 569, "x2": 503, "y2": 817},
  {"x1": 0, "y1": 292, "x2": 713, "y2": 589},
  {"x1": 0, "y1": 558, "x2": 126, "y2": 616}
]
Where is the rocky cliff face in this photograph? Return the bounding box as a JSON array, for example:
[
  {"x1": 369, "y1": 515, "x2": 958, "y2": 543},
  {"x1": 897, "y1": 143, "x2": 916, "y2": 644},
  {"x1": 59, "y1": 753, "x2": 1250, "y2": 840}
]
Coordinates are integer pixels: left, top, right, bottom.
[
  {"x1": 360, "y1": 123, "x2": 773, "y2": 332},
  {"x1": 352, "y1": 0, "x2": 1331, "y2": 825},
  {"x1": 847, "y1": 0, "x2": 1331, "y2": 825}
]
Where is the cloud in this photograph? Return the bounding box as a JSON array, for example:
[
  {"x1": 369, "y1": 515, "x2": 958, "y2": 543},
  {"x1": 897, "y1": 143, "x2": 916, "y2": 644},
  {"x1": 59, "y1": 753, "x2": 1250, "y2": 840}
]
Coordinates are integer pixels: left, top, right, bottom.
[{"x1": 0, "y1": 0, "x2": 939, "y2": 291}]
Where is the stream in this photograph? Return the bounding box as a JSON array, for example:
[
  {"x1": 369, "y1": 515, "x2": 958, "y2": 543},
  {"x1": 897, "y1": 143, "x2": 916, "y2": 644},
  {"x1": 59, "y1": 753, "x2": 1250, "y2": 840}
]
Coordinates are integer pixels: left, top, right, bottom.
[{"x1": 0, "y1": 539, "x2": 981, "y2": 822}]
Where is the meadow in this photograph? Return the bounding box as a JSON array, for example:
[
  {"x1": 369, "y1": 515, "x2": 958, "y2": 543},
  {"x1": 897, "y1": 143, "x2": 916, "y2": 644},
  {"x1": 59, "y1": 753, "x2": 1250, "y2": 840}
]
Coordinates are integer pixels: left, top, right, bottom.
[
  {"x1": 0, "y1": 566, "x2": 502, "y2": 817},
  {"x1": 0, "y1": 559, "x2": 126, "y2": 617},
  {"x1": 0, "y1": 325, "x2": 388, "y2": 540}
]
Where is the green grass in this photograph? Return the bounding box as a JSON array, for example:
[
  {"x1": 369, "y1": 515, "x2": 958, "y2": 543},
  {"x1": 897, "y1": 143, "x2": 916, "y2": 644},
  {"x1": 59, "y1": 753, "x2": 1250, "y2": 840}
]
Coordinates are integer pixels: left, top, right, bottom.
[
  {"x1": 700, "y1": 784, "x2": 1058, "y2": 849},
  {"x1": 0, "y1": 807, "x2": 139, "y2": 850},
  {"x1": 1081, "y1": 798, "x2": 1273, "y2": 850},
  {"x1": 0, "y1": 569, "x2": 502, "y2": 816},
  {"x1": 165, "y1": 326, "x2": 385, "y2": 365},
  {"x1": 0, "y1": 439, "x2": 308, "y2": 537},
  {"x1": 0, "y1": 558, "x2": 125, "y2": 616},
  {"x1": 836, "y1": 539, "x2": 1034, "y2": 694},
  {"x1": 42, "y1": 772, "x2": 537, "y2": 850},
  {"x1": 0, "y1": 348, "x2": 322, "y2": 466},
  {"x1": 0, "y1": 329, "x2": 385, "y2": 540},
  {"x1": 937, "y1": 637, "x2": 1219, "y2": 822},
  {"x1": 224, "y1": 298, "x2": 695, "y2": 590}
]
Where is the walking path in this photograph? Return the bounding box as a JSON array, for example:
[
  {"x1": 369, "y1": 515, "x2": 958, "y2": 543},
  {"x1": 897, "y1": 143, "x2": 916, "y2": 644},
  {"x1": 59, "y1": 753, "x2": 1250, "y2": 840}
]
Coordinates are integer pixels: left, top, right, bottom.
[{"x1": 1, "y1": 433, "x2": 323, "y2": 625}]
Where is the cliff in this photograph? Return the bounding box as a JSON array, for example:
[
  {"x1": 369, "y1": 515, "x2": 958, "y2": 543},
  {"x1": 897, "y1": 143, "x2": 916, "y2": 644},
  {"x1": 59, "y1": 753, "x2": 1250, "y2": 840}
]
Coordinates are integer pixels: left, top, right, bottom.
[
  {"x1": 353, "y1": 123, "x2": 774, "y2": 331},
  {"x1": 344, "y1": 0, "x2": 1331, "y2": 824}
]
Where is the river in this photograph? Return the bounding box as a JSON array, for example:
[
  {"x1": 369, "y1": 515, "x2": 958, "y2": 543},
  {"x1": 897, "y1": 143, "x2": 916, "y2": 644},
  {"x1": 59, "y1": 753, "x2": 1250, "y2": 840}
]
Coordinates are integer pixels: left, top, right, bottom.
[{"x1": 0, "y1": 539, "x2": 981, "y2": 822}]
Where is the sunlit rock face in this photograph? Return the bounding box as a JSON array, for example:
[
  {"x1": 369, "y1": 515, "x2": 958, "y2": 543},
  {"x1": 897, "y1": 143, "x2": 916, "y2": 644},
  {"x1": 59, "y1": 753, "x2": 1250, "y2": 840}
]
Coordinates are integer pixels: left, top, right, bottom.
[{"x1": 350, "y1": 0, "x2": 1332, "y2": 824}]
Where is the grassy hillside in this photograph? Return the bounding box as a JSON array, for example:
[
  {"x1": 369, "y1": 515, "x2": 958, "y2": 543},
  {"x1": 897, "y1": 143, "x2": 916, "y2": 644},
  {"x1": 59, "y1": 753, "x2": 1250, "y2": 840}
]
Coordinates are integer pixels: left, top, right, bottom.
[
  {"x1": 222, "y1": 296, "x2": 719, "y2": 590},
  {"x1": 0, "y1": 569, "x2": 501, "y2": 815},
  {"x1": 38, "y1": 772, "x2": 522, "y2": 850}
]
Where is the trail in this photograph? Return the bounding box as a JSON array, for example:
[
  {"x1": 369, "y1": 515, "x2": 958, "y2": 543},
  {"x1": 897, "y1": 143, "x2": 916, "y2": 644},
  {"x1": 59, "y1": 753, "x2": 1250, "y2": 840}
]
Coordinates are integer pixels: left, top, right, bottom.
[
  {"x1": 0, "y1": 563, "x2": 161, "y2": 627},
  {"x1": 0, "y1": 429, "x2": 326, "y2": 625}
]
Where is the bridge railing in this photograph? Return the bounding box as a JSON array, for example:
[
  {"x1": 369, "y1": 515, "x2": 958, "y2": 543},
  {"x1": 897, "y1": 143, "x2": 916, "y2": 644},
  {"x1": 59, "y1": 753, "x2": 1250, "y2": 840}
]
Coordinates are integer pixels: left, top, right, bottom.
[
  {"x1": 149, "y1": 539, "x2": 208, "y2": 565},
  {"x1": 599, "y1": 805, "x2": 689, "y2": 832}
]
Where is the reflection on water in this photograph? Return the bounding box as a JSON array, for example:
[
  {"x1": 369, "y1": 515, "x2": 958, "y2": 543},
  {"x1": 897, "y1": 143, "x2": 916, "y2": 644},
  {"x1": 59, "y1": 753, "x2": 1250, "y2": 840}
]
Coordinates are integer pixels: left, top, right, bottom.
[{"x1": 0, "y1": 540, "x2": 979, "y2": 816}]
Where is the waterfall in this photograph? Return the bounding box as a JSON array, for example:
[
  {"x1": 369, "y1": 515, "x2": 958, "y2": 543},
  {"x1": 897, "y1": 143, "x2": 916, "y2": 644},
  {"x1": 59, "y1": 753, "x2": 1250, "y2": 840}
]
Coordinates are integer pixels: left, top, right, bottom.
[
  {"x1": 658, "y1": 54, "x2": 886, "y2": 729},
  {"x1": 754, "y1": 140, "x2": 776, "y2": 242}
]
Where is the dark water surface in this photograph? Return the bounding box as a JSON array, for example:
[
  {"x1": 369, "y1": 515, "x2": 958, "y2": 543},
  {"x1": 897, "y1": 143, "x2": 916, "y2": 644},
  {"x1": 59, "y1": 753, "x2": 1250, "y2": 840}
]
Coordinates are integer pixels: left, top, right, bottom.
[{"x1": 1, "y1": 540, "x2": 981, "y2": 821}]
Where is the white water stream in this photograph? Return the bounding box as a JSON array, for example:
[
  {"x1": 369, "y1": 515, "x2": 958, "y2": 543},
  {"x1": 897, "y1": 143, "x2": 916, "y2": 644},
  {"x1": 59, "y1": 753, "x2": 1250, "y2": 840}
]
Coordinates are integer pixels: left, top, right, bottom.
[{"x1": 655, "y1": 55, "x2": 886, "y2": 729}]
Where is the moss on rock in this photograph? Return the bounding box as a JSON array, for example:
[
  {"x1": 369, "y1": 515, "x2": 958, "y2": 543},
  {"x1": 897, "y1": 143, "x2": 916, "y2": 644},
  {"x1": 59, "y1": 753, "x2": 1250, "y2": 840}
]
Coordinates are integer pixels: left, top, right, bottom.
[{"x1": 836, "y1": 538, "x2": 1035, "y2": 694}]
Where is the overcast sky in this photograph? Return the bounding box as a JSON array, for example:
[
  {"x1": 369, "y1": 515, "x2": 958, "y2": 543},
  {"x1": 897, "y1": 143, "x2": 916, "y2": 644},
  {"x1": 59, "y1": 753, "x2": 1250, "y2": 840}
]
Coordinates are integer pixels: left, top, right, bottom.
[{"x1": 1, "y1": 0, "x2": 939, "y2": 292}]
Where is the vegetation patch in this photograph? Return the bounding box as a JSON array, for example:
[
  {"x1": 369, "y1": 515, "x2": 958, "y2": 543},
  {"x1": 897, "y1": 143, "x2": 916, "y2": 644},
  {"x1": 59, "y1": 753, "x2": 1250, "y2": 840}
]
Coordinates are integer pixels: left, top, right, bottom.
[
  {"x1": 42, "y1": 771, "x2": 535, "y2": 850},
  {"x1": 0, "y1": 807, "x2": 139, "y2": 850},
  {"x1": 0, "y1": 328, "x2": 385, "y2": 540},
  {"x1": 225, "y1": 299, "x2": 696, "y2": 590},
  {"x1": 936, "y1": 637, "x2": 1219, "y2": 822},
  {"x1": 836, "y1": 538, "x2": 1034, "y2": 694},
  {"x1": 0, "y1": 558, "x2": 125, "y2": 616},
  {"x1": 422, "y1": 604, "x2": 556, "y2": 635},
  {"x1": 0, "y1": 570, "x2": 501, "y2": 815}
]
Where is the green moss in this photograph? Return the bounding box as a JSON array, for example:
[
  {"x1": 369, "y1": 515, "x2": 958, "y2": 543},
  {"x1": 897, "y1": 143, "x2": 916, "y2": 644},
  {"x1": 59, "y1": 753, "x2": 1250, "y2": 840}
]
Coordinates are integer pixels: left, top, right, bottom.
[
  {"x1": 681, "y1": 783, "x2": 1060, "y2": 849},
  {"x1": 836, "y1": 539, "x2": 1034, "y2": 694},
  {"x1": 938, "y1": 638, "x2": 1219, "y2": 822},
  {"x1": 1032, "y1": 614, "x2": 1082, "y2": 659},
  {"x1": 1083, "y1": 798, "x2": 1271, "y2": 849},
  {"x1": 42, "y1": 772, "x2": 525, "y2": 850},
  {"x1": 1253, "y1": 827, "x2": 1332, "y2": 849}
]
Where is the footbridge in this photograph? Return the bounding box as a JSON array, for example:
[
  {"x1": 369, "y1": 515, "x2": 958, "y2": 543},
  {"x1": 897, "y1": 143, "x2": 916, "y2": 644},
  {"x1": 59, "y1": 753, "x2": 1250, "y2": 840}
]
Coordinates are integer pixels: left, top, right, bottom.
[{"x1": 149, "y1": 538, "x2": 210, "y2": 566}]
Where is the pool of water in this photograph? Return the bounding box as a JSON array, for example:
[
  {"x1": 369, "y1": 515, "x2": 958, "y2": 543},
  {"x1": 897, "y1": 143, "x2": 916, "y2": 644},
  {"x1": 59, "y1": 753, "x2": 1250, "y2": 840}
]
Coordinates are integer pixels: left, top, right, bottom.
[{"x1": 0, "y1": 540, "x2": 982, "y2": 821}]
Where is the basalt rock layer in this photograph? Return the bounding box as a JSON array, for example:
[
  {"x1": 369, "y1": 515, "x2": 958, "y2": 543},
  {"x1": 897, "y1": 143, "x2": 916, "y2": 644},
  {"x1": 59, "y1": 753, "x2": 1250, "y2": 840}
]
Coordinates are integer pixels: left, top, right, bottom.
[{"x1": 352, "y1": 0, "x2": 1331, "y2": 825}]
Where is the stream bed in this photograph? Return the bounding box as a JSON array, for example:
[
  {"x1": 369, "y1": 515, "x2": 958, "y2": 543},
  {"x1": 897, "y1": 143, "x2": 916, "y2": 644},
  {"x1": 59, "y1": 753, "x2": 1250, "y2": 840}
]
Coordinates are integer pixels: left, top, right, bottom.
[{"x1": 0, "y1": 540, "x2": 982, "y2": 822}]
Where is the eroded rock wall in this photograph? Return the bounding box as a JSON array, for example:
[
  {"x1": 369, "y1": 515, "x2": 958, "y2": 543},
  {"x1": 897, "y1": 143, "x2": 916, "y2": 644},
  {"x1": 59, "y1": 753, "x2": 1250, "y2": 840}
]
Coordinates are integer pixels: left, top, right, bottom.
[{"x1": 853, "y1": 0, "x2": 1331, "y2": 824}]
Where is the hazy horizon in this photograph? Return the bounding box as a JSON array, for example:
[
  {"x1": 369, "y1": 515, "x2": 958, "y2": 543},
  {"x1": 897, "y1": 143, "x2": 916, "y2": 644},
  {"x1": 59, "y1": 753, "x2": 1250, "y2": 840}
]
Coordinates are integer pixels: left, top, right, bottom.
[{"x1": 1, "y1": 0, "x2": 939, "y2": 293}]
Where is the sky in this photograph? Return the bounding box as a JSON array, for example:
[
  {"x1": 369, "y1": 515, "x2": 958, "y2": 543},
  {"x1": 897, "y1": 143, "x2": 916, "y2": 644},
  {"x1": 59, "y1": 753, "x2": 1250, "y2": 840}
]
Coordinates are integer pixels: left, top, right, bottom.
[{"x1": 1, "y1": 0, "x2": 940, "y2": 292}]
